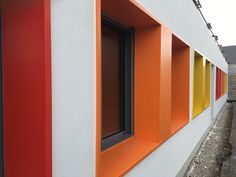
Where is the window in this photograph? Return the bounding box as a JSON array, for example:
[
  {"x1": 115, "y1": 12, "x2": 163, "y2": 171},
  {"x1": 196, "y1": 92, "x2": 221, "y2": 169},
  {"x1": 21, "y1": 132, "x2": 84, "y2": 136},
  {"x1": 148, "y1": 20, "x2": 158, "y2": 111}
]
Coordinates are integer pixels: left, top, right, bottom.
[{"x1": 101, "y1": 15, "x2": 134, "y2": 150}]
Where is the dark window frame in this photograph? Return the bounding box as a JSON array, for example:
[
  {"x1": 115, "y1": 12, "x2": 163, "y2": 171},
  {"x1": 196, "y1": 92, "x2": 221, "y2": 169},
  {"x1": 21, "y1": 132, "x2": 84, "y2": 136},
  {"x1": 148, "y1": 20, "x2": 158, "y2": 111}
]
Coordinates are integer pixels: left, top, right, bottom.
[{"x1": 101, "y1": 14, "x2": 134, "y2": 151}]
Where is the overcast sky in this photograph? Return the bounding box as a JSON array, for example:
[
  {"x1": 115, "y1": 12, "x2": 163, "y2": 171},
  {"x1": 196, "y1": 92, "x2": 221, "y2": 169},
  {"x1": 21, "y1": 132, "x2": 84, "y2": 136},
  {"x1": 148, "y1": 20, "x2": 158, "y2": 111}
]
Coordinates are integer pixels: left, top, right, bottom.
[{"x1": 200, "y1": 0, "x2": 236, "y2": 46}]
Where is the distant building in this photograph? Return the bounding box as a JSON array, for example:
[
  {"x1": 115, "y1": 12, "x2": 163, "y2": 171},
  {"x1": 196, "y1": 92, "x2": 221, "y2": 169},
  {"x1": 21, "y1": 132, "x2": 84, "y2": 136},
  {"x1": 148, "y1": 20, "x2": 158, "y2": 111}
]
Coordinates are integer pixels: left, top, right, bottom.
[
  {"x1": 223, "y1": 45, "x2": 236, "y2": 64},
  {"x1": 223, "y1": 45, "x2": 236, "y2": 100}
]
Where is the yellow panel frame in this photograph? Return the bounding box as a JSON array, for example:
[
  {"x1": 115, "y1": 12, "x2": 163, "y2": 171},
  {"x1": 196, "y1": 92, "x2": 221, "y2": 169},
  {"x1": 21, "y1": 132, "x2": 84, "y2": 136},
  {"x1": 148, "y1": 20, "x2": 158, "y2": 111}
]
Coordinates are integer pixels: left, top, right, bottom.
[
  {"x1": 192, "y1": 51, "x2": 204, "y2": 118},
  {"x1": 204, "y1": 60, "x2": 211, "y2": 108},
  {"x1": 224, "y1": 73, "x2": 228, "y2": 93}
]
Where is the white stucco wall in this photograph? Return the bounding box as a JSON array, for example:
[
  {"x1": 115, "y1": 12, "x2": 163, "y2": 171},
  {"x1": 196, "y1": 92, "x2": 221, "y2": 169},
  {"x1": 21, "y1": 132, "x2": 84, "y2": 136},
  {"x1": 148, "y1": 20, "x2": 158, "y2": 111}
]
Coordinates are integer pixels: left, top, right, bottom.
[
  {"x1": 125, "y1": 0, "x2": 228, "y2": 176},
  {"x1": 51, "y1": 0, "x2": 96, "y2": 177},
  {"x1": 51, "y1": 0, "x2": 228, "y2": 177},
  {"x1": 126, "y1": 100, "x2": 227, "y2": 177},
  {"x1": 126, "y1": 108, "x2": 211, "y2": 177},
  {"x1": 138, "y1": 0, "x2": 228, "y2": 73},
  {"x1": 126, "y1": 47, "x2": 226, "y2": 177},
  {"x1": 214, "y1": 94, "x2": 228, "y2": 118}
]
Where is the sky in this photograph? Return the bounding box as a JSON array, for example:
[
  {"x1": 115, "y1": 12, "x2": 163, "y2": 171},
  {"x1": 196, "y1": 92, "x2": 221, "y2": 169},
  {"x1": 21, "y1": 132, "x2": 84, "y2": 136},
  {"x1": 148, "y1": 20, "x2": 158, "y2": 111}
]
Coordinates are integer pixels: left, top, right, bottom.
[{"x1": 200, "y1": 0, "x2": 236, "y2": 46}]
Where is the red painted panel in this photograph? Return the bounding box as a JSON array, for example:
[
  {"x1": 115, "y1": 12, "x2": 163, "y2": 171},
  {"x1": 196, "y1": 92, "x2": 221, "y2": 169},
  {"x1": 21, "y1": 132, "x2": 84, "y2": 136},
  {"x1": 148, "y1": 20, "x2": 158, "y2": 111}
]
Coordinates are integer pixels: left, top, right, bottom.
[
  {"x1": 216, "y1": 68, "x2": 218, "y2": 99},
  {"x1": 216, "y1": 67, "x2": 221, "y2": 100},
  {"x1": 219, "y1": 70, "x2": 222, "y2": 97},
  {"x1": 216, "y1": 68, "x2": 218, "y2": 100},
  {"x1": 1, "y1": 0, "x2": 52, "y2": 177}
]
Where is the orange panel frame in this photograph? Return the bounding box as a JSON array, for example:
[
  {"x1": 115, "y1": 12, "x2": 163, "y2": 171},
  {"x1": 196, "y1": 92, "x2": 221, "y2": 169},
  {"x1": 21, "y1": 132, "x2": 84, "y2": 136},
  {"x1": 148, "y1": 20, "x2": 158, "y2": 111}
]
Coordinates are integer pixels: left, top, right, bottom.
[
  {"x1": 158, "y1": 27, "x2": 172, "y2": 141},
  {"x1": 171, "y1": 35, "x2": 190, "y2": 133},
  {"x1": 134, "y1": 27, "x2": 161, "y2": 141},
  {"x1": 101, "y1": 0, "x2": 158, "y2": 28},
  {"x1": 100, "y1": 26, "x2": 163, "y2": 177},
  {"x1": 97, "y1": 0, "x2": 163, "y2": 176},
  {"x1": 96, "y1": 0, "x2": 189, "y2": 176},
  {"x1": 96, "y1": 0, "x2": 102, "y2": 176}
]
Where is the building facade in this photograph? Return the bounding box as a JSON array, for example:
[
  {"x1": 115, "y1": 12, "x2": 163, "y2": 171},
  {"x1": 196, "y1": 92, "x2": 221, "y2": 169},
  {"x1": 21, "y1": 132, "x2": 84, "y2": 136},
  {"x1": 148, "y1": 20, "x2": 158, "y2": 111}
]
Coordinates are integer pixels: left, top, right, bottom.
[
  {"x1": 223, "y1": 45, "x2": 236, "y2": 101},
  {"x1": 1, "y1": 0, "x2": 228, "y2": 177}
]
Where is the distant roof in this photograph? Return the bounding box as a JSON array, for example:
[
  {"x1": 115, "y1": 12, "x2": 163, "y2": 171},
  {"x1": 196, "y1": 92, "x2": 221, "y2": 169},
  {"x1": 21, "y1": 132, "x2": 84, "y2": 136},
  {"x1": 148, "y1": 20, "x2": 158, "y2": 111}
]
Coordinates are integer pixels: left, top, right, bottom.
[{"x1": 223, "y1": 45, "x2": 236, "y2": 64}]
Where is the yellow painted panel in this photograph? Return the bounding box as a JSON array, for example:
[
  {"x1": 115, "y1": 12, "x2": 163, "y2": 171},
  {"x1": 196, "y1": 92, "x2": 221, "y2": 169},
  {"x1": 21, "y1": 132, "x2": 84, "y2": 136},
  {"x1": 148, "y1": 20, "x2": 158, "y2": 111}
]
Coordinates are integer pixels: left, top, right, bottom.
[
  {"x1": 224, "y1": 73, "x2": 228, "y2": 93},
  {"x1": 204, "y1": 60, "x2": 211, "y2": 108},
  {"x1": 192, "y1": 51, "x2": 204, "y2": 118},
  {"x1": 226, "y1": 74, "x2": 228, "y2": 92}
]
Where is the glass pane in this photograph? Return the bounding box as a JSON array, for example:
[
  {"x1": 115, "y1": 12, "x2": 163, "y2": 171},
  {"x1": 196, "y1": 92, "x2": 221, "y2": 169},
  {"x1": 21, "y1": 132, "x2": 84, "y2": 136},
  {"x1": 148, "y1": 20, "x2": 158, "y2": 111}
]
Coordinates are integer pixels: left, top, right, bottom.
[{"x1": 102, "y1": 25, "x2": 122, "y2": 138}]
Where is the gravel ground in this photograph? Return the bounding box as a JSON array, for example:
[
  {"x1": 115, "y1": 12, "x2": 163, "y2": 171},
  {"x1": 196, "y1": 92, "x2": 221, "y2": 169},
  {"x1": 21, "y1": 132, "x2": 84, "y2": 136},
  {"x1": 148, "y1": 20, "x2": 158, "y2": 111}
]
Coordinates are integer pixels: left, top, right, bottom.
[
  {"x1": 184, "y1": 103, "x2": 233, "y2": 177},
  {"x1": 220, "y1": 102, "x2": 236, "y2": 177}
]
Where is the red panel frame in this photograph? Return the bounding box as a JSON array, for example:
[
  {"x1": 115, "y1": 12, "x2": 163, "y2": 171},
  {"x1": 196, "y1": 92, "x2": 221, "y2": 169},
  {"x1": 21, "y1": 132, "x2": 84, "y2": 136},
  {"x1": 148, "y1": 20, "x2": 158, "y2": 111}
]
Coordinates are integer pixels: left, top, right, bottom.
[
  {"x1": 216, "y1": 68, "x2": 220, "y2": 100},
  {"x1": 216, "y1": 67, "x2": 223, "y2": 100},
  {"x1": 1, "y1": 0, "x2": 52, "y2": 177}
]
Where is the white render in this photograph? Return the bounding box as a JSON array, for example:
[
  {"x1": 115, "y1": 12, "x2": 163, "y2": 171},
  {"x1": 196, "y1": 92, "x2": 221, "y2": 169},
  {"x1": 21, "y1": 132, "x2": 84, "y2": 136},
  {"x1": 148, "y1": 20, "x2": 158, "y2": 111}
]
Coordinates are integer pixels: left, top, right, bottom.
[
  {"x1": 51, "y1": 0, "x2": 96, "y2": 177},
  {"x1": 138, "y1": 0, "x2": 227, "y2": 73},
  {"x1": 51, "y1": 0, "x2": 228, "y2": 177},
  {"x1": 126, "y1": 0, "x2": 227, "y2": 176}
]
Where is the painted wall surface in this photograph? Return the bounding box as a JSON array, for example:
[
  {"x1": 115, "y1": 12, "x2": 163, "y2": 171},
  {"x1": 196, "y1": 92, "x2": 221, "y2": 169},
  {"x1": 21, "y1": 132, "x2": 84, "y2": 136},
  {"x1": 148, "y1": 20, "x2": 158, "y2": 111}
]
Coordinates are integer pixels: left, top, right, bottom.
[
  {"x1": 2, "y1": 0, "x2": 52, "y2": 177},
  {"x1": 138, "y1": 0, "x2": 228, "y2": 73},
  {"x1": 211, "y1": 65, "x2": 216, "y2": 120},
  {"x1": 125, "y1": 0, "x2": 228, "y2": 176},
  {"x1": 214, "y1": 94, "x2": 227, "y2": 118},
  {"x1": 126, "y1": 108, "x2": 211, "y2": 177},
  {"x1": 125, "y1": 48, "x2": 226, "y2": 177},
  {"x1": 51, "y1": 0, "x2": 227, "y2": 177},
  {"x1": 51, "y1": 0, "x2": 96, "y2": 177},
  {"x1": 126, "y1": 100, "x2": 226, "y2": 177}
]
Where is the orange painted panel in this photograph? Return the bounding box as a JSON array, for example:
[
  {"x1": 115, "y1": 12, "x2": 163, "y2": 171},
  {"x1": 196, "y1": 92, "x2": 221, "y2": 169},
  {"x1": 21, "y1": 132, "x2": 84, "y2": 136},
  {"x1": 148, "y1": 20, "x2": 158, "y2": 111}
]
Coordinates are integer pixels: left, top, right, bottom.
[
  {"x1": 96, "y1": 0, "x2": 102, "y2": 176},
  {"x1": 158, "y1": 26, "x2": 172, "y2": 141},
  {"x1": 97, "y1": 0, "x2": 163, "y2": 177},
  {"x1": 97, "y1": 1, "x2": 190, "y2": 177},
  {"x1": 101, "y1": 138, "x2": 158, "y2": 177},
  {"x1": 99, "y1": 25, "x2": 162, "y2": 177},
  {"x1": 101, "y1": 0, "x2": 159, "y2": 28},
  {"x1": 134, "y1": 27, "x2": 161, "y2": 141}
]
